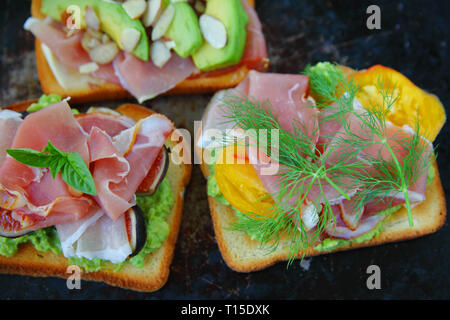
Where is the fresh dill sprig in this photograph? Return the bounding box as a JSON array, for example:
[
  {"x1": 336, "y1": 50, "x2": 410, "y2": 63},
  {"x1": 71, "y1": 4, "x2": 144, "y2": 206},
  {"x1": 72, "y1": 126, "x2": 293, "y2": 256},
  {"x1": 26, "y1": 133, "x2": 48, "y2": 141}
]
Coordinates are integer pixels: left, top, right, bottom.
[
  {"x1": 215, "y1": 62, "x2": 432, "y2": 264},
  {"x1": 307, "y1": 63, "x2": 433, "y2": 227},
  {"x1": 218, "y1": 92, "x2": 364, "y2": 264}
]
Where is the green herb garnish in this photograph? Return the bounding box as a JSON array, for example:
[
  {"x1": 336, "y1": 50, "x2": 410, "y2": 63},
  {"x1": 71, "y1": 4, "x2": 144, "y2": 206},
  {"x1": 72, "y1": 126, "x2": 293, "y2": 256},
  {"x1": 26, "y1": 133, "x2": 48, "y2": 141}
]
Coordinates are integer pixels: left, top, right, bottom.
[
  {"x1": 217, "y1": 62, "x2": 431, "y2": 264},
  {"x1": 6, "y1": 141, "x2": 97, "y2": 196}
]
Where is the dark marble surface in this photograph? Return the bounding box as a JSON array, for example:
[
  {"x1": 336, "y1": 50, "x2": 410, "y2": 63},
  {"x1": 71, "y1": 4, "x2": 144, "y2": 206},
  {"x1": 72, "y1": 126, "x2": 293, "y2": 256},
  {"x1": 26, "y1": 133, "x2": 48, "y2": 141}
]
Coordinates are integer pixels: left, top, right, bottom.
[{"x1": 0, "y1": 0, "x2": 449, "y2": 299}]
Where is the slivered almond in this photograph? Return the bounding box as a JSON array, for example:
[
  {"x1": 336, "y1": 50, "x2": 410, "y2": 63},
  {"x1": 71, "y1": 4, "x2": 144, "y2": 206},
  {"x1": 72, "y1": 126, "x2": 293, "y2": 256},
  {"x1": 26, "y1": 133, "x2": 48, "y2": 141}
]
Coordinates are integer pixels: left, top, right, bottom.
[
  {"x1": 89, "y1": 42, "x2": 119, "y2": 64},
  {"x1": 122, "y1": 0, "x2": 147, "y2": 20},
  {"x1": 79, "y1": 62, "x2": 99, "y2": 74},
  {"x1": 150, "y1": 40, "x2": 172, "y2": 68},
  {"x1": 199, "y1": 14, "x2": 227, "y2": 49},
  {"x1": 163, "y1": 40, "x2": 176, "y2": 50},
  {"x1": 102, "y1": 33, "x2": 111, "y2": 44},
  {"x1": 120, "y1": 28, "x2": 141, "y2": 52},
  {"x1": 81, "y1": 32, "x2": 101, "y2": 52},
  {"x1": 151, "y1": 4, "x2": 175, "y2": 41},
  {"x1": 142, "y1": 0, "x2": 162, "y2": 27},
  {"x1": 85, "y1": 7, "x2": 100, "y2": 30},
  {"x1": 86, "y1": 28, "x2": 103, "y2": 39}
]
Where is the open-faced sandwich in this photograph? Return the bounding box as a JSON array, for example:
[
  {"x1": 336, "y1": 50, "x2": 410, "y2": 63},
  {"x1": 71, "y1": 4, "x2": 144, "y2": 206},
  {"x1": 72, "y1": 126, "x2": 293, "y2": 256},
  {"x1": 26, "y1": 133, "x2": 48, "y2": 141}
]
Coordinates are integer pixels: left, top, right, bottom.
[
  {"x1": 0, "y1": 95, "x2": 191, "y2": 292},
  {"x1": 195, "y1": 62, "x2": 446, "y2": 272},
  {"x1": 25, "y1": 0, "x2": 268, "y2": 104}
]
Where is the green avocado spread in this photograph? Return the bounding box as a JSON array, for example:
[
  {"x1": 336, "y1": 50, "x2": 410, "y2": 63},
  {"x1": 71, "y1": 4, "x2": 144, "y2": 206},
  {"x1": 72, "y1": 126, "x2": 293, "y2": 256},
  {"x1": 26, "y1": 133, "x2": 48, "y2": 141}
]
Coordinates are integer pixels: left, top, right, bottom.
[
  {"x1": 0, "y1": 178, "x2": 174, "y2": 273},
  {"x1": 27, "y1": 94, "x2": 79, "y2": 114},
  {"x1": 207, "y1": 151, "x2": 436, "y2": 251}
]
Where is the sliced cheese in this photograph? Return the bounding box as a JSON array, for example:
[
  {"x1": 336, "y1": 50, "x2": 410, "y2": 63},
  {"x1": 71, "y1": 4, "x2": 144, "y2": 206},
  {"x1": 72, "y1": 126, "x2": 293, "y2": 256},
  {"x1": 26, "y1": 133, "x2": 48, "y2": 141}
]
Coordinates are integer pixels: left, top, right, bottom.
[{"x1": 41, "y1": 43, "x2": 105, "y2": 91}]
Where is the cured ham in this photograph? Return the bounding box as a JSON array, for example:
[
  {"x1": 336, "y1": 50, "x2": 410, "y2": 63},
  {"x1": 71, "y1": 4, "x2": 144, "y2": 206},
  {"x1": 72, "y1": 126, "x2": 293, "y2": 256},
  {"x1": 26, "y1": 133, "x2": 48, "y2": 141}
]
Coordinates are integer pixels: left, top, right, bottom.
[
  {"x1": 325, "y1": 204, "x2": 385, "y2": 240},
  {"x1": 0, "y1": 102, "x2": 93, "y2": 231},
  {"x1": 240, "y1": 0, "x2": 268, "y2": 71},
  {"x1": 324, "y1": 111, "x2": 432, "y2": 204},
  {"x1": 24, "y1": 2, "x2": 268, "y2": 103},
  {"x1": 0, "y1": 110, "x2": 23, "y2": 166},
  {"x1": 89, "y1": 114, "x2": 173, "y2": 220},
  {"x1": 199, "y1": 71, "x2": 315, "y2": 148},
  {"x1": 113, "y1": 52, "x2": 197, "y2": 103},
  {"x1": 91, "y1": 63, "x2": 122, "y2": 86},
  {"x1": 76, "y1": 112, "x2": 135, "y2": 136},
  {"x1": 0, "y1": 101, "x2": 171, "y2": 259},
  {"x1": 201, "y1": 71, "x2": 433, "y2": 241},
  {"x1": 24, "y1": 17, "x2": 90, "y2": 70},
  {"x1": 24, "y1": 18, "x2": 122, "y2": 85}
]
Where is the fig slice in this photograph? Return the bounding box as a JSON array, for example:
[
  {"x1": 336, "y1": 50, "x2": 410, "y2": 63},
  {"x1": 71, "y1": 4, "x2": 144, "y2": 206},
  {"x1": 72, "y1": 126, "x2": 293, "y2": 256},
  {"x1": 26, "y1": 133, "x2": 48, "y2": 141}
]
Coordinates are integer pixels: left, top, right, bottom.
[
  {"x1": 0, "y1": 210, "x2": 34, "y2": 238},
  {"x1": 125, "y1": 205, "x2": 147, "y2": 257},
  {"x1": 137, "y1": 146, "x2": 169, "y2": 195}
]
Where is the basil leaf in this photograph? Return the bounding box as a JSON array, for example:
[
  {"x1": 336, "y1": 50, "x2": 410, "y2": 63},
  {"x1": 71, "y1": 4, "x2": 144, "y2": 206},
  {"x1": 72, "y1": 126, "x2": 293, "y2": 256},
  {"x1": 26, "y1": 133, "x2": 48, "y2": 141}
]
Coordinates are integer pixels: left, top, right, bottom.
[
  {"x1": 5, "y1": 148, "x2": 53, "y2": 168},
  {"x1": 43, "y1": 141, "x2": 64, "y2": 156},
  {"x1": 48, "y1": 157, "x2": 65, "y2": 179},
  {"x1": 61, "y1": 152, "x2": 97, "y2": 196},
  {"x1": 6, "y1": 142, "x2": 97, "y2": 196}
]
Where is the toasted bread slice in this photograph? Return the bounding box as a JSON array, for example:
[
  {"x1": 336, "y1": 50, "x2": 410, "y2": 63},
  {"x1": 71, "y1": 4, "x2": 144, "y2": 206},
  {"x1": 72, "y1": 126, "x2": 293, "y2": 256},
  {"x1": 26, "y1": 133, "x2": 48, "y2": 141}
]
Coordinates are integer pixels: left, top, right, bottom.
[
  {"x1": 198, "y1": 147, "x2": 446, "y2": 273},
  {"x1": 0, "y1": 102, "x2": 192, "y2": 292},
  {"x1": 31, "y1": 0, "x2": 268, "y2": 104}
]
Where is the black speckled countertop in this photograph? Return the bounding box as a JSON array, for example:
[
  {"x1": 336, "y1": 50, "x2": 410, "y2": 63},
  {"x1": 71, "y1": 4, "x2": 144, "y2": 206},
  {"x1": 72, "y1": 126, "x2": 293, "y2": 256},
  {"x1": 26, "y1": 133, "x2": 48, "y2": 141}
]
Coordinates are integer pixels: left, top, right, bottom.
[{"x1": 0, "y1": 0, "x2": 449, "y2": 300}]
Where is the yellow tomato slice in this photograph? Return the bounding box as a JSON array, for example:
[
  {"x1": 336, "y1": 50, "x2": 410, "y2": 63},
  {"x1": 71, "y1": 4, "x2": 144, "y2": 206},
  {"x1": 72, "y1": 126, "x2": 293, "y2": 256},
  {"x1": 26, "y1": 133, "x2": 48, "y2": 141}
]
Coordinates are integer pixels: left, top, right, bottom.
[
  {"x1": 215, "y1": 145, "x2": 275, "y2": 219},
  {"x1": 351, "y1": 65, "x2": 446, "y2": 142}
]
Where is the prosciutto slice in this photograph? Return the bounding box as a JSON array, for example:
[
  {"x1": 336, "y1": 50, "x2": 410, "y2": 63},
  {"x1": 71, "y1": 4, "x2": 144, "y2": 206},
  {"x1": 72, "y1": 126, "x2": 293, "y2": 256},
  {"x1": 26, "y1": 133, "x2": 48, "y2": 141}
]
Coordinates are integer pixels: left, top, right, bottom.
[
  {"x1": 24, "y1": 18, "x2": 122, "y2": 85},
  {"x1": 113, "y1": 52, "x2": 197, "y2": 103},
  {"x1": 24, "y1": 17, "x2": 90, "y2": 70},
  {"x1": 240, "y1": 0, "x2": 269, "y2": 71},
  {"x1": 0, "y1": 102, "x2": 93, "y2": 231},
  {"x1": 0, "y1": 110, "x2": 23, "y2": 166},
  {"x1": 324, "y1": 111, "x2": 432, "y2": 206},
  {"x1": 90, "y1": 114, "x2": 173, "y2": 220},
  {"x1": 91, "y1": 63, "x2": 122, "y2": 86},
  {"x1": 239, "y1": 72, "x2": 318, "y2": 208},
  {"x1": 199, "y1": 71, "x2": 315, "y2": 149},
  {"x1": 200, "y1": 72, "x2": 433, "y2": 240},
  {"x1": 325, "y1": 204, "x2": 385, "y2": 240},
  {"x1": 76, "y1": 112, "x2": 136, "y2": 136}
]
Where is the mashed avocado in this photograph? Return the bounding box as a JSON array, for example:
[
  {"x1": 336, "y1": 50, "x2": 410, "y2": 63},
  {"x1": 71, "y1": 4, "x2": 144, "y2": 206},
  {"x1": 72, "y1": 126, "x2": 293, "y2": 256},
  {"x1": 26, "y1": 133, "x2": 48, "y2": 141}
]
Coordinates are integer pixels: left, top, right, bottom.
[
  {"x1": 0, "y1": 228, "x2": 62, "y2": 258},
  {"x1": 27, "y1": 94, "x2": 79, "y2": 114},
  {"x1": 207, "y1": 151, "x2": 436, "y2": 250},
  {"x1": 0, "y1": 177, "x2": 174, "y2": 272}
]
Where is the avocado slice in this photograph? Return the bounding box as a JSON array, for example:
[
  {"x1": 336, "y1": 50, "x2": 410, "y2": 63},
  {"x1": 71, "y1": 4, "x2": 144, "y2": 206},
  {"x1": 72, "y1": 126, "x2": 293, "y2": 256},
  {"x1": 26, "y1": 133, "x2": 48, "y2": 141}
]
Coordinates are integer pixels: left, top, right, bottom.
[
  {"x1": 41, "y1": 0, "x2": 149, "y2": 61},
  {"x1": 192, "y1": 0, "x2": 248, "y2": 71},
  {"x1": 164, "y1": 2, "x2": 203, "y2": 58}
]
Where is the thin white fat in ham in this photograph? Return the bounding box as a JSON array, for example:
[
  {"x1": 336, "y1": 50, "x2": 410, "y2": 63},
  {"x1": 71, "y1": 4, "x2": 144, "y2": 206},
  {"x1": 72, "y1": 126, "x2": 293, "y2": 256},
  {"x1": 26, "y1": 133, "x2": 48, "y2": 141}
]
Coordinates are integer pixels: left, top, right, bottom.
[
  {"x1": 57, "y1": 207, "x2": 132, "y2": 264},
  {"x1": 56, "y1": 206, "x2": 104, "y2": 257},
  {"x1": 75, "y1": 213, "x2": 131, "y2": 263}
]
